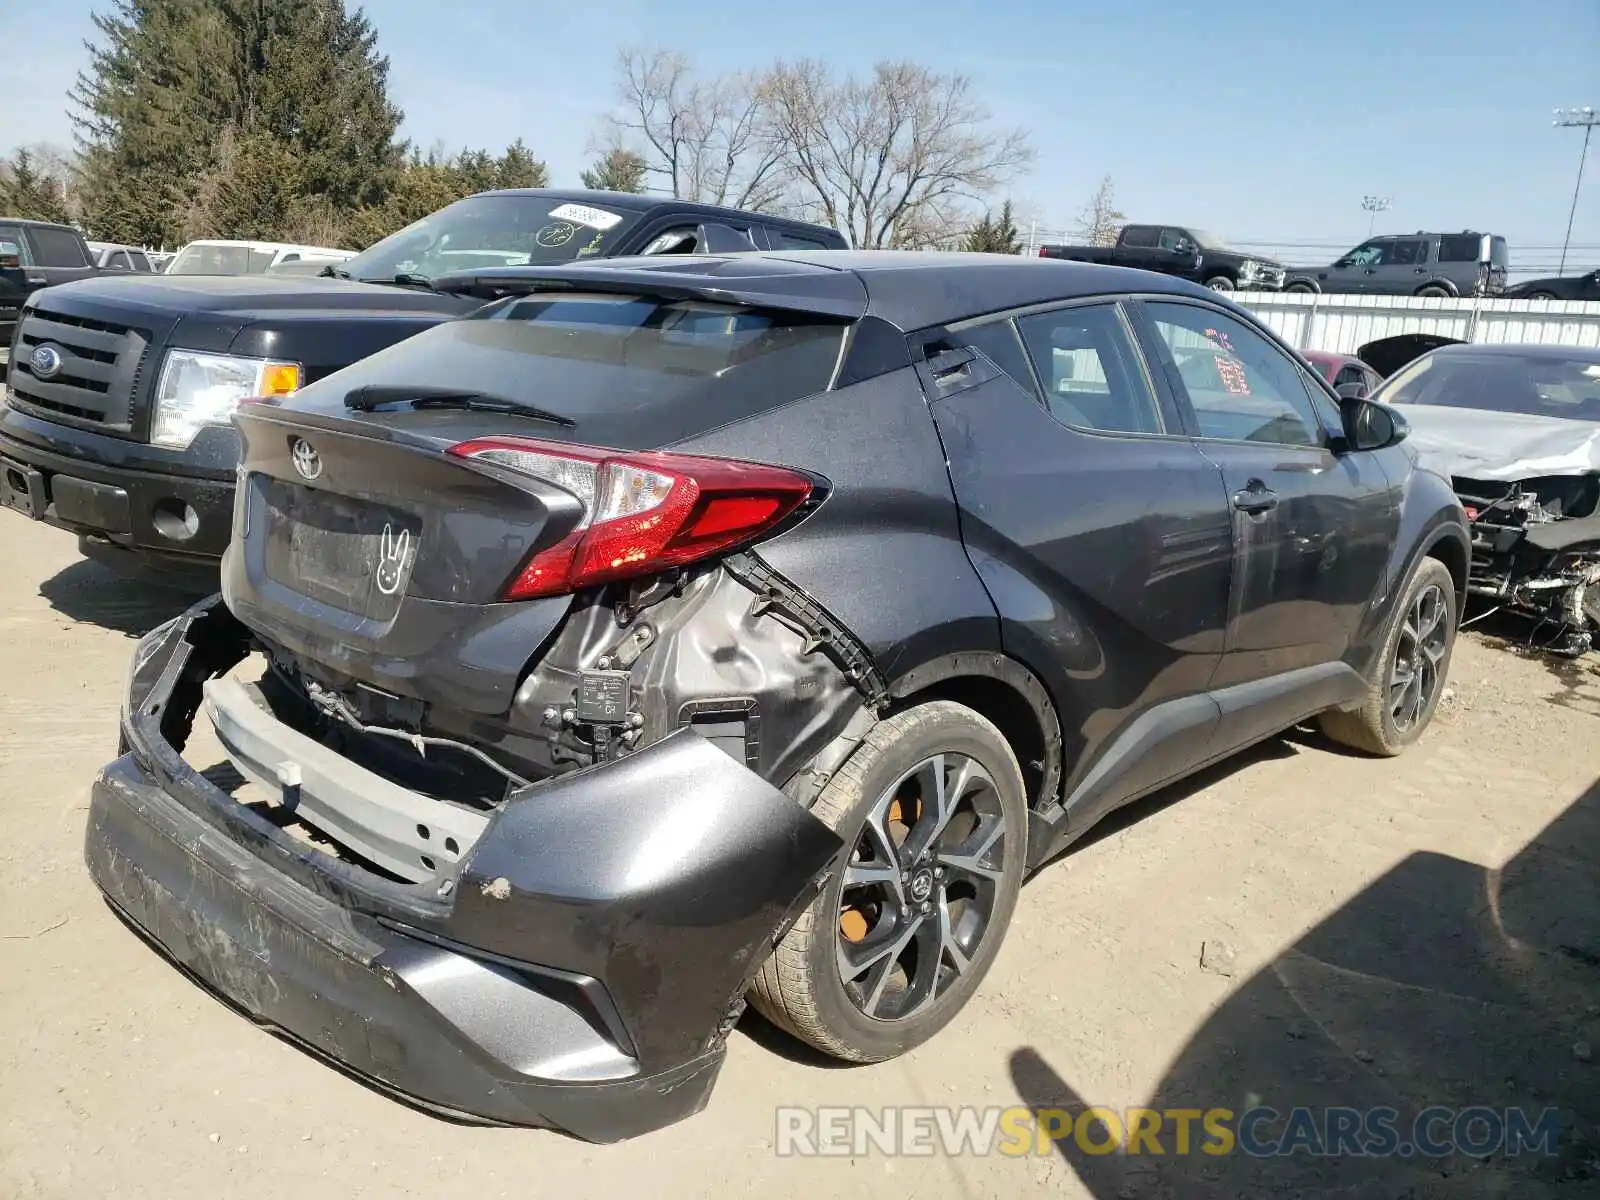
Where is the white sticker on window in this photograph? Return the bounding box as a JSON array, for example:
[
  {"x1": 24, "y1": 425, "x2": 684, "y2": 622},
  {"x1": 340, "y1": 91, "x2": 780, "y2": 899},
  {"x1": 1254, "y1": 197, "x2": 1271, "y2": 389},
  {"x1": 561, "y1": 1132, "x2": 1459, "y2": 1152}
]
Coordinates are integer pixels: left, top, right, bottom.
[{"x1": 547, "y1": 203, "x2": 624, "y2": 231}]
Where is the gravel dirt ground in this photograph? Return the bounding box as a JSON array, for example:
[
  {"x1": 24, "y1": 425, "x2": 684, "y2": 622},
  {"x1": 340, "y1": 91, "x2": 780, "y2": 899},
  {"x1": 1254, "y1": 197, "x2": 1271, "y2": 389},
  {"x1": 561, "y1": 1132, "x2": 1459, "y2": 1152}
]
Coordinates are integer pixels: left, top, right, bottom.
[{"x1": 2, "y1": 516, "x2": 1597, "y2": 1198}]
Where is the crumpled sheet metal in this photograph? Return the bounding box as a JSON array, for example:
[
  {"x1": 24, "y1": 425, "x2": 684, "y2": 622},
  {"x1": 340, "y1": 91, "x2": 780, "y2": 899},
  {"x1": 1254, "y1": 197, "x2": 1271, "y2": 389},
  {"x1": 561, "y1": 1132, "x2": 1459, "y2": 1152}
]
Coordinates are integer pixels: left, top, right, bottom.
[{"x1": 1398, "y1": 405, "x2": 1600, "y2": 482}]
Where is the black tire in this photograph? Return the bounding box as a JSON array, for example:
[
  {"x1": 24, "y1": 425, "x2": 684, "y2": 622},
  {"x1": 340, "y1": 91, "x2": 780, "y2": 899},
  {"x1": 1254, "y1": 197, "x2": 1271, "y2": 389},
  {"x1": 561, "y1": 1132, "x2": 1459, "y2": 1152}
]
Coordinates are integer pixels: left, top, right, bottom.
[
  {"x1": 1204, "y1": 275, "x2": 1235, "y2": 291},
  {"x1": 1319, "y1": 557, "x2": 1457, "y2": 756},
  {"x1": 1284, "y1": 281, "x2": 1318, "y2": 295},
  {"x1": 1415, "y1": 284, "x2": 1452, "y2": 298},
  {"x1": 750, "y1": 700, "x2": 1027, "y2": 1062},
  {"x1": 1524, "y1": 291, "x2": 1558, "y2": 301}
]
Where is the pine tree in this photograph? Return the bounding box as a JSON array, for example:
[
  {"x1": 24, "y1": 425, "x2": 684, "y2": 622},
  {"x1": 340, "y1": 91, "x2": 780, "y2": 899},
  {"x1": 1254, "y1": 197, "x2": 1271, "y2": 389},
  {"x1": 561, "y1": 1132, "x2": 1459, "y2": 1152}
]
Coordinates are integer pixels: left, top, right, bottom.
[
  {"x1": 0, "y1": 149, "x2": 74, "y2": 224},
  {"x1": 496, "y1": 139, "x2": 549, "y2": 190},
  {"x1": 72, "y1": 0, "x2": 404, "y2": 245},
  {"x1": 581, "y1": 148, "x2": 648, "y2": 194},
  {"x1": 963, "y1": 200, "x2": 1021, "y2": 254}
]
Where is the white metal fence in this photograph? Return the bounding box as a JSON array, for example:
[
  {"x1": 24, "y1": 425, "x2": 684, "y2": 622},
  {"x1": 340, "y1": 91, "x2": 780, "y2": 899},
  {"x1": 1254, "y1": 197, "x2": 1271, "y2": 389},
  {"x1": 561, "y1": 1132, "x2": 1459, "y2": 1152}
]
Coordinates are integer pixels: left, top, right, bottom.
[{"x1": 1229, "y1": 292, "x2": 1600, "y2": 355}]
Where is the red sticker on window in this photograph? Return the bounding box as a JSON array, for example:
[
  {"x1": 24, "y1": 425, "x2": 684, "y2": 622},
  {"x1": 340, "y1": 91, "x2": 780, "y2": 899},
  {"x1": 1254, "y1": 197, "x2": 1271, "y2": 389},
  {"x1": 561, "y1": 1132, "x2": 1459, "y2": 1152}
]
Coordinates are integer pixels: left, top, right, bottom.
[{"x1": 1213, "y1": 354, "x2": 1251, "y2": 395}]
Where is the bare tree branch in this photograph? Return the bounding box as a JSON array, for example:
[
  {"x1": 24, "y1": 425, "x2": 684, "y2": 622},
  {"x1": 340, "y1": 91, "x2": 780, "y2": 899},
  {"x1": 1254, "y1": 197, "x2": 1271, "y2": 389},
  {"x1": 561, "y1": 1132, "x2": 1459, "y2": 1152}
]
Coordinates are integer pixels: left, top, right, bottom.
[
  {"x1": 1073, "y1": 174, "x2": 1126, "y2": 247},
  {"x1": 760, "y1": 59, "x2": 1033, "y2": 249}
]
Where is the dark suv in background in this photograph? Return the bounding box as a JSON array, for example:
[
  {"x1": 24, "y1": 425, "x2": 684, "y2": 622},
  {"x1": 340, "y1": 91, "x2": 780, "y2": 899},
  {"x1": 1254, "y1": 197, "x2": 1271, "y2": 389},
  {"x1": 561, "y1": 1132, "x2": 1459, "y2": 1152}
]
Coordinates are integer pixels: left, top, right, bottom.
[
  {"x1": 1285, "y1": 231, "x2": 1509, "y2": 297},
  {"x1": 0, "y1": 217, "x2": 100, "y2": 356},
  {"x1": 0, "y1": 189, "x2": 845, "y2": 585}
]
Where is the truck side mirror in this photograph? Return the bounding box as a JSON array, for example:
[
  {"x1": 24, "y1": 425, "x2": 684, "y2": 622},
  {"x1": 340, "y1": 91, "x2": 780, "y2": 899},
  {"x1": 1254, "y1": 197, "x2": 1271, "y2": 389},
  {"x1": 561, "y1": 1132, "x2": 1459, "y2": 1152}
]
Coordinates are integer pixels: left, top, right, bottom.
[{"x1": 0, "y1": 240, "x2": 20, "y2": 268}]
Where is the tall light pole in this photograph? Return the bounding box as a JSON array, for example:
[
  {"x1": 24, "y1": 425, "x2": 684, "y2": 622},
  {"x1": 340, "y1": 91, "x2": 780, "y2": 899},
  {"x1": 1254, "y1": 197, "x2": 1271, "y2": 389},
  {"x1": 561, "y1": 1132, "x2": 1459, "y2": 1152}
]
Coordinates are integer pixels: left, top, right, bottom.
[
  {"x1": 1554, "y1": 107, "x2": 1597, "y2": 276},
  {"x1": 1361, "y1": 195, "x2": 1392, "y2": 236}
]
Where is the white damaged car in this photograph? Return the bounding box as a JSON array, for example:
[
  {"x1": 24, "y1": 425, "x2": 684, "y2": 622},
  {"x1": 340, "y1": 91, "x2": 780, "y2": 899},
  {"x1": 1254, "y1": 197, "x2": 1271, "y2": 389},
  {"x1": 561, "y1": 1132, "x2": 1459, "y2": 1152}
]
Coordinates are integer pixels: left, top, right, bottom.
[{"x1": 1370, "y1": 341, "x2": 1600, "y2": 654}]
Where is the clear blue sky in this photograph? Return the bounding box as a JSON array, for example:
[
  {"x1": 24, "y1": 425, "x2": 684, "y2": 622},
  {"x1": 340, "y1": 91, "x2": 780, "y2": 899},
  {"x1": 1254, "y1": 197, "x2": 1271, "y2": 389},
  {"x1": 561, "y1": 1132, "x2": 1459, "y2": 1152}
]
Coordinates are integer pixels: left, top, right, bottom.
[{"x1": 2, "y1": 0, "x2": 1596, "y2": 268}]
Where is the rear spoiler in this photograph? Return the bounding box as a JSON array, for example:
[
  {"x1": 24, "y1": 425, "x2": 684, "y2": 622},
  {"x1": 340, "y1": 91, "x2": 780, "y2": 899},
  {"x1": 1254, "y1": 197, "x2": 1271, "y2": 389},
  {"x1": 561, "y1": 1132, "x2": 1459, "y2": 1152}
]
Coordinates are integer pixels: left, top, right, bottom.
[{"x1": 433, "y1": 242, "x2": 868, "y2": 319}]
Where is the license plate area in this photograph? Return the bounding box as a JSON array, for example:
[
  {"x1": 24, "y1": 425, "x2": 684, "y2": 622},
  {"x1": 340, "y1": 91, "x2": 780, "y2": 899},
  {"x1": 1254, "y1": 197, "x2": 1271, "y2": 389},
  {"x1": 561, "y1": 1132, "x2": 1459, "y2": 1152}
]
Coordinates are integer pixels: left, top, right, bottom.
[{"x1": 260, "y1": 476, "x2": 419, "y2": 620}]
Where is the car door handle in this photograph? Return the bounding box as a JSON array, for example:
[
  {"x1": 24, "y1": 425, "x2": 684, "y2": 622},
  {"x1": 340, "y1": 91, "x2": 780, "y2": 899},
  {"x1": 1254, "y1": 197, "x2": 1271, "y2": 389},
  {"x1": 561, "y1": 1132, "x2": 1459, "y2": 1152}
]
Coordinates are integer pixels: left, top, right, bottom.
[{"x1": 1232, "y1": 485, "x2": 1279, "y2": 515}]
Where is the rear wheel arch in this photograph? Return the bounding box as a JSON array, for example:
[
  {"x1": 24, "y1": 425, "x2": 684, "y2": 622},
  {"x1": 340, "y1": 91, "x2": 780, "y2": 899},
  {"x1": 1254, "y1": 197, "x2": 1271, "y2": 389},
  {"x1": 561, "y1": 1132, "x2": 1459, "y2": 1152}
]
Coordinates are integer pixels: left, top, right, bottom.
[
  {"x1": 1414, "y1": 281, "x2": 1457, "y2": 297},
  {"x1": 1422, "y1": 527, "x2": 1470, "y2": 606},
  {"x1": 886, "y1": 653, "x2": 1062, "y2": 815}
]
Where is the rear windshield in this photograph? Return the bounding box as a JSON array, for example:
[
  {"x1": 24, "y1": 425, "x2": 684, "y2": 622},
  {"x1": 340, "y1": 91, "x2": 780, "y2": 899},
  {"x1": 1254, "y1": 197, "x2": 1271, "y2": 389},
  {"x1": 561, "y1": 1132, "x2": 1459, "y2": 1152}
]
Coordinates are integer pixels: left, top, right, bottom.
[
  {"x1": 1379, "y1": 352, "x2": 1600, "y2": 421},
  {"x1": 291, "y1": 293, "x2": 848, "y2": 447},
  {"x1": 168, "y1": 244, "x2": 276, "y2": 275}
]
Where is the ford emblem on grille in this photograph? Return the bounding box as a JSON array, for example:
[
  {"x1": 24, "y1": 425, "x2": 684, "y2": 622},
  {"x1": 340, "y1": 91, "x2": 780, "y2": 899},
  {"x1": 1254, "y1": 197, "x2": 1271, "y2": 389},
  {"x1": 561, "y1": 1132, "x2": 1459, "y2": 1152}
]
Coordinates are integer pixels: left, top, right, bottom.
[
  {"x1": 290, "y1": 437, "x2": 323, "y2": 481},
  {"x1": 29, "y1": 344, "x2": 63, "y2": 380}
]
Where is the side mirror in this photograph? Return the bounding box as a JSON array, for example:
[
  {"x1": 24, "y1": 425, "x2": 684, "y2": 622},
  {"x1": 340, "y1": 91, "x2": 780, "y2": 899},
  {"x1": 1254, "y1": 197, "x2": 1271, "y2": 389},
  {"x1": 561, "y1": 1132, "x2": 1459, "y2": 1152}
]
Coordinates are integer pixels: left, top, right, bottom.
[
  {"x1": 0, "y1": 240, "x2": 20, "y2": 268},
  {"x1": 1341, "y1": 397, "x2": 1407, "y2": 451},
  {"x1": 1334, "y1": 381, "x2": 1368, "y2": 401}
]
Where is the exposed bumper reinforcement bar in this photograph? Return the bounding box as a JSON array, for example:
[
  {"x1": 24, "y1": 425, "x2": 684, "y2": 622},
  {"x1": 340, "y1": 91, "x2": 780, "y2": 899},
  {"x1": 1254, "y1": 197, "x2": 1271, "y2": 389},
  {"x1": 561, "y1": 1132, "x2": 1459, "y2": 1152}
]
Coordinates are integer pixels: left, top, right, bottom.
[{"x1": 84, "y1": 596, "x2": 843, "y2": 1141}]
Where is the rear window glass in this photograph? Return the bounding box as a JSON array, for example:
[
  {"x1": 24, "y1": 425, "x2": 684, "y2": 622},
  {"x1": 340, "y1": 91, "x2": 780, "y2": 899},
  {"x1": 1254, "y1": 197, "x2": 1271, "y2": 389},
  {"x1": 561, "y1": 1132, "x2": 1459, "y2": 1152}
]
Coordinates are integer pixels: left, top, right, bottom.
[
  {"x1": 1380, "y1": 352, "x2": 1600, "y2": 421},
  {"x1": 1120, "y1": 226, "x2": 1158, "y2": 248},
  {"x1": 168, "y1": 244, "x2": 277, "y2": 275},
  {"x1": 25, "y1": 227, "x2": 90, "y2": 268},
  {"x1": 290, "y1": 293, "x2": 849, "y2": 446}
]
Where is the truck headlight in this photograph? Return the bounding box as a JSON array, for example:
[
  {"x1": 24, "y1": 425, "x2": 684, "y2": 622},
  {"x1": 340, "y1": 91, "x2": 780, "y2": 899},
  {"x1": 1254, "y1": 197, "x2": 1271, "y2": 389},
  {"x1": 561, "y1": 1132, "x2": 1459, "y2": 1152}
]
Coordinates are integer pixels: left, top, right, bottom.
[
  {"x1": 1237, "y1": 259, "x2": 1262, "y2": 281},
  {"x1": 151, "y1": 350, "x2": 300, "y2": 450}
]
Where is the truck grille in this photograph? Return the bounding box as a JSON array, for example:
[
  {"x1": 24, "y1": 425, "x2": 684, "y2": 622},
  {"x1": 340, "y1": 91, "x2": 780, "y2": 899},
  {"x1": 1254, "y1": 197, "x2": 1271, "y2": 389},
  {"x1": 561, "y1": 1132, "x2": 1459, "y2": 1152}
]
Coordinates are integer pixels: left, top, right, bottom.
[{"x1": 8, "y1": 303, "x2": 151, "y2": 434}]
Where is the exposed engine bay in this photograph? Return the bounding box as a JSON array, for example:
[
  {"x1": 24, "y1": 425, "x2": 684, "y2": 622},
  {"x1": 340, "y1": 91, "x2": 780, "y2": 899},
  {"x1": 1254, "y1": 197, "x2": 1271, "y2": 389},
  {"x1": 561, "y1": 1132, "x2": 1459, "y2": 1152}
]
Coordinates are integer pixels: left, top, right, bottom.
[{"x1": 1455, "y1": 472, "x2": 1600, "y2": 656}]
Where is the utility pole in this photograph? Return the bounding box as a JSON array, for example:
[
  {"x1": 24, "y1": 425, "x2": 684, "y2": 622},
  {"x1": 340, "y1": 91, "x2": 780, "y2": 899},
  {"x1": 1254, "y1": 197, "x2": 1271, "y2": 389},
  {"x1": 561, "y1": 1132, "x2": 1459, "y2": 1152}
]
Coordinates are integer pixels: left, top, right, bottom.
[
  {"x1": 1554, "y1": 107, "x2": 1597, "y2": 276},
  {"x1": 1361, "y1": 195, "x2": 1392, "y2": 237}
]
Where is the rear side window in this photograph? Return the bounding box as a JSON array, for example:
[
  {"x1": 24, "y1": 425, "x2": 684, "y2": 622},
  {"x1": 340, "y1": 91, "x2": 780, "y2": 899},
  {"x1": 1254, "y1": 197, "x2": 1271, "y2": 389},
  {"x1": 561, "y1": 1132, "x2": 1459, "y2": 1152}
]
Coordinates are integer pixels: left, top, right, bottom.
[
  {"x1": 1120, "y1": 226, "x2": 1158, "y2": 248},
  {"x1": 1015, "y1": 304, "x2": 1163, "y2": 434},
  {"x1": 958, "y1": 320, "x2": 1040, "y2": 399},
  {"x1": 293, "y1": 294, "x2": 849, "y2": 446},
  {"x1": 25, "y1": 227, "x2": 89, "y2": 268},
  {"x1": 768, "y1": 230, "x2": 831, "y2": 250},
  {"x1": 1437, "y1": 235, "x2": 1479, "y2": 263}
]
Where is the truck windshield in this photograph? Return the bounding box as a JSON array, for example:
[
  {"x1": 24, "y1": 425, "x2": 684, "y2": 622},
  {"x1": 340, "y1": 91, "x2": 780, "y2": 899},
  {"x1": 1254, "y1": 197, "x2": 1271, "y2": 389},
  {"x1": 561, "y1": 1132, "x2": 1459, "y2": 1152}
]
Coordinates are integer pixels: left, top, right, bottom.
[
  {"x1": 168, "y1": 244, "x2": 277, "y2": 275},
  {"x1": 339, "y1": 195, "x2": 646, "y2": 282}
]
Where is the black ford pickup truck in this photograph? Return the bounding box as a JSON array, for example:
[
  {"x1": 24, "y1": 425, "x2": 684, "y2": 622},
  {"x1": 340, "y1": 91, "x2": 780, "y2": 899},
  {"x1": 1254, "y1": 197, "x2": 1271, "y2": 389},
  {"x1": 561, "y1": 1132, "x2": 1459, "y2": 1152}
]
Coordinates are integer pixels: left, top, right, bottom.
[
  {"x1": 1038, "y1": 223, "x2": 1286, "y2": 292},
  {"x1": 0, "y1": 189, "x2": 846, "y2": 584}
]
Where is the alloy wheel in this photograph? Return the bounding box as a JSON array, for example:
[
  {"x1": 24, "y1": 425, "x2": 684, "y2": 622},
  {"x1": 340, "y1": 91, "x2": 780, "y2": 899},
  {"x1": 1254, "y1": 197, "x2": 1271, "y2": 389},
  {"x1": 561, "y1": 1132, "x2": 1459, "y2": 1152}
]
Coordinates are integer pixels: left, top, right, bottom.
[
  {"x1": 835, "y1": 753, "x2": 1010, "y2": 1022},
  {"x1": 1389, "y1": 582, "x2": 1449, "y2": 733}
]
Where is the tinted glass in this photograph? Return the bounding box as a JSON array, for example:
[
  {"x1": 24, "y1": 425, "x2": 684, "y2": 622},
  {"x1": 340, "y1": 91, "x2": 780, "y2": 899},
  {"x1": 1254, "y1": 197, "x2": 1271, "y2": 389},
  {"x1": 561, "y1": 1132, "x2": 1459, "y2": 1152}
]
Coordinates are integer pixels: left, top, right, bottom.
[
  {"x1": 960, "y1": 320, "x2": 1041, "y2": 400},
  {"x1": 1379, "y1": 352, "x2": 1600, "y2": 421},
  {"x1": 1120, "y1": 226, "x2": 1158, "y2": 248},
  {"x1": 768, "y1": 230, "x2": 831, "y2": 250},
  {"x1": 287, "y1": 295, "x2": 849, "y2": 448},
  {"x1": 1386, "y1": 240, "x2": 1424, "y2": 266},
  {"x1": 25, "y1": 227, "x2": 89, "y2": 268},
  {"x1": 1158, "y1": 228, "x2": 1186, "y2": 250},
  {"x1": 1146, "y1": 302, "x2": 1322, "y2": 446},
  {"x1": 340, "y1": 195, "x2": 645, "y2": 282},
  {"x1": 168, "y1": 244, "x2": 277, "y2": 274},
  {"x1": 1015, "y1": 304, "x2": 1163, "y2": 434},
  {"x1": 1437, "y1": 235, "x2": 1480, "y2": 263}
]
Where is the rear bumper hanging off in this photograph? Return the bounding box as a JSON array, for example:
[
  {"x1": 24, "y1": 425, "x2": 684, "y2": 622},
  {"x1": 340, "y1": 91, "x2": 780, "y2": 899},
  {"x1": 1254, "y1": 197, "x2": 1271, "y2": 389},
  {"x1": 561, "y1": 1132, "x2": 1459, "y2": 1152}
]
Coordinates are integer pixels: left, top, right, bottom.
[{"x1": 85, "y1": 597, "x2": 843, "y2": 1141}]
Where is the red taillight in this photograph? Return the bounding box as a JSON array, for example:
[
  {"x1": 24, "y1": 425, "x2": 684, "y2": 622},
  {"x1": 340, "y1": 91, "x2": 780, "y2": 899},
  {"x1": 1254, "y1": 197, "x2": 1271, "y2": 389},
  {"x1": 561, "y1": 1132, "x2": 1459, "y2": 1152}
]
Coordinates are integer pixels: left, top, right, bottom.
[{"x1": 447, "y1": 437, "x2": 815, "y2": 600}]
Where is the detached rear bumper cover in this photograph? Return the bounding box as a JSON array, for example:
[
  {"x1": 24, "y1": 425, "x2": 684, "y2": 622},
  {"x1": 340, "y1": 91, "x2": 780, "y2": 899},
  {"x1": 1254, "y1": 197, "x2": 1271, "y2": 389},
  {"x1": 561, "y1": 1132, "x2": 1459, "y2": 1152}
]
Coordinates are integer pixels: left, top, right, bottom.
[{"x1": 85, "y1": 597, "x2": 843, "y2": 1141}]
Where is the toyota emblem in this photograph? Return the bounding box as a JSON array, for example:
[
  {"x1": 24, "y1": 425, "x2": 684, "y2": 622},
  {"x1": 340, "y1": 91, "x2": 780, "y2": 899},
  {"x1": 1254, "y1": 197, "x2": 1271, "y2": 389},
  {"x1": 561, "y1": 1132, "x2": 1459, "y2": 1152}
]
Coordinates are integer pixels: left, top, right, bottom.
[
  {"x1": 290, "y1": 437, "x2": 323, "y2": 480},
  {"x1": 29, "y1": 344, "x2": 63, "y2": 380}
]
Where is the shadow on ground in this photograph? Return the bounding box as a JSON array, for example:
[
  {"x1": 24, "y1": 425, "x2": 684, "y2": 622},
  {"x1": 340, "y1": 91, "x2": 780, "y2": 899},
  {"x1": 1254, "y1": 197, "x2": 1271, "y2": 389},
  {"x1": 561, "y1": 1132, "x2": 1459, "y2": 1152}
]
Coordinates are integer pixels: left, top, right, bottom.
[
  {"x1": 1009, "y1": 779, "x2": 1600, "y2": 1197},
  {"x1": 38, "y1": 558, "x2": 208, "y2": 638}
]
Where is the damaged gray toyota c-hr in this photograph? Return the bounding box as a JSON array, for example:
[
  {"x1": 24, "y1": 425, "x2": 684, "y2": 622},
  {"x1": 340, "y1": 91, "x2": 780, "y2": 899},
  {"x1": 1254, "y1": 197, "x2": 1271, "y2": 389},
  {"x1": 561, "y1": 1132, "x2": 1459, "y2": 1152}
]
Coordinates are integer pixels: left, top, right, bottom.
[{"x1": 85, "y1": 251, "x2": 1471, "y2": 1142}]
